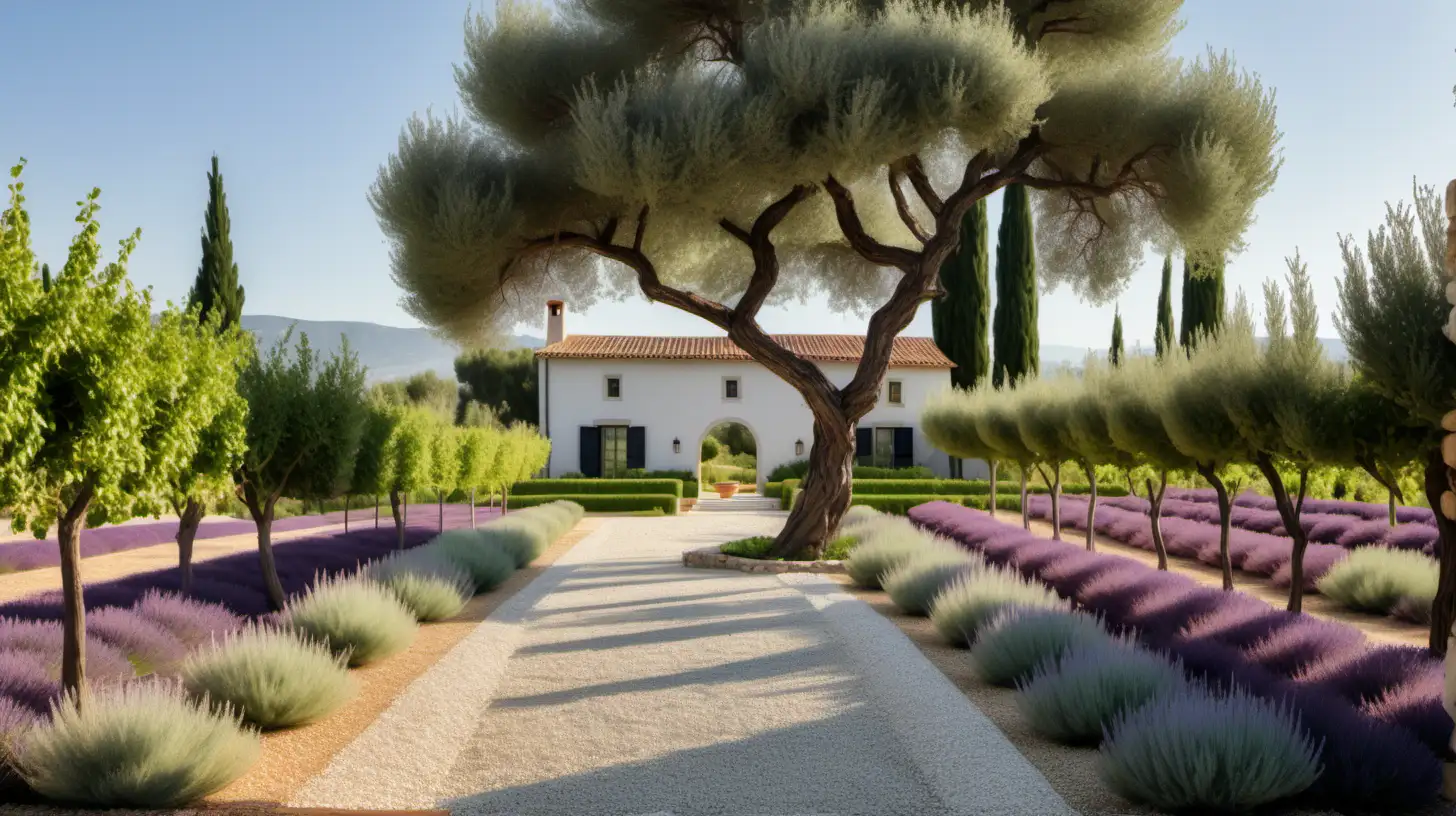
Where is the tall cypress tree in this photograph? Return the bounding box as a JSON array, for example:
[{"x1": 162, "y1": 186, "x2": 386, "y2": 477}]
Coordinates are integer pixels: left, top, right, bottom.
[
  {"x1": 1179, "y1": 255, "x2": 1224, "y2": 353},
  {"x1": 39, "y1": 263, "x2": 51, "y2": 292},
  {"x1": 188, "y1": 155, "x2": 245, "y2": 327},
  {"x1": 932, "y1": 199, "x2": 990, "y2": 390},
  {"x1": 991, "y1": 183, "x2": 1038, "y2": 388},
  {"x1": 1154, "y1": 256, "x2": 1175, "y2": 359},
  {"x1": 1109, "y1": 308, "x2": 1124, "y2": 367}
]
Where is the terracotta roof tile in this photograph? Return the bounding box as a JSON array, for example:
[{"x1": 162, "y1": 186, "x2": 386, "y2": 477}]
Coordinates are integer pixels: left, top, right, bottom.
[{"x1": 535, "y1": 334, "x2": 954, "y2": 368}]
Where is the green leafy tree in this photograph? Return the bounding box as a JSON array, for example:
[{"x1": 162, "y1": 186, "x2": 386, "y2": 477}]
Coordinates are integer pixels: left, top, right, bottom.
[
  {"x1": 39, "y1": 262, "x2": 51, "y2": 291},
  {"x1": 384, "y1": 407, "x2": 435, "y2": 544},
  {"x1": 922, "y1": 388, "x2": 1001, "y2": 516},
  {"x1": 700, "y1": 435, "x2": 721, "y2": 462},
  {"x1": 1014, "y1": 376, "x2": 1078, "y2": 540},
  {"x1": 454, "y1": 348, "x2": 538, "y2": 426},
  {"x1": 428, "y1": 422, "x2": 462, "y2": 530},
  {"x1": 187, "y1": 155, "x2": 246, "y2": 330},
  {"x1": 1109, "y1": 308, "x2": 1124, "y2": 367},
  {"x1": 0, "y1": 165, "x2": 242, "y2": 698},
  {"x1": 350, "y1": 402, "x2": 398, "y2": 530},
  {"x1": 372, "y1": 1, "x2": 1280, "y2": 558},
  {"x1": 1179, "y1": 255, "x2": 1225, "y2": 353},
  {"x1": 1063, "y1": 360, "x2": 1137, "y2": 550},
  {"x1": 458, "y1": 425, "x2": 502, "y2": 527},
  {"x1": 709, "y1": 421, "x2": 757, "y2": 456},
  {"x1": 235, "y1": 332, "x2": 368, "y2": 609},
  {"x1": 1154, "y1": 256, "x2": 1176, "y2": 359},
  {"x1": 1334, "y1": 181, "x2": 1456, "y2": 654},
  {"x1": 372, "y1": 370, "x2": 460, "y2": 424},
  {"x1": 933, "y1": 200, "x2": 990, "y2": 479},
  {"x1": 974, "y1": 387, "x2": 1042, "y2": 530},
  {"x1": 992, "y1": 184, "x2": 1040, "y2": 389}
]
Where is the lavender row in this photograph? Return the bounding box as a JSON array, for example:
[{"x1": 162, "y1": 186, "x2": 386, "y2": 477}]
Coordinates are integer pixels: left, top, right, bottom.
[
  {"x1": 910, "y1": 501, "x2": 1445, "y2": 809},
  {"x1": 1098, "y1": 492, "x2": 1439, "y2": 557},
  {"x1": 1165, "y1": 486, "x2": 1437, "y2": 526},
  {"x1": 0, "y1": 504, "x2": 499, "y2": 574}
]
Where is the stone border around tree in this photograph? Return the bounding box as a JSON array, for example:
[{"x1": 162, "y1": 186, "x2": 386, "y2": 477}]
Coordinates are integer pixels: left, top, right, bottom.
[{"x1": 681, "y1": 545, "x2": 845, "y2": 574}]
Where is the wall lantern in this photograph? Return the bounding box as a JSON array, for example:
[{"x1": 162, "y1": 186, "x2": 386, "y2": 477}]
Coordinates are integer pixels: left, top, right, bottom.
[
  {"x1": 672, "y1": 437, "x2": 681, "y2": 454},
  {"x1": 795, "y1": 439, "x2": 805, "y2": 456}
]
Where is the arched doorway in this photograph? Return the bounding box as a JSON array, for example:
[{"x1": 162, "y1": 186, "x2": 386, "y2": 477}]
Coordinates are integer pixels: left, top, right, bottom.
[{"x1": 697, "y1": 419, "x2": 758, "y2": 495}]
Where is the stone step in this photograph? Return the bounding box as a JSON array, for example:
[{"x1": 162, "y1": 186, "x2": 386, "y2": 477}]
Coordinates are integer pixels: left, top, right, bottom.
[{"x1": 693, "y1": 497, "x2": 782, "y2": 512}]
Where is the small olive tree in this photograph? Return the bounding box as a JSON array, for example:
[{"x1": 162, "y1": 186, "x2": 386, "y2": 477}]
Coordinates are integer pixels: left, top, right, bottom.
[
  {"x1": 973, "y1": 386, "x2": 1040, "y2": 530},
  {"x1": 384, "y1": 407, "x2": 435, "y2": 544},
  {"x1": 372, "y1": 0, "x2": 1280, "y2": 558},
  {"x1": 922, "y1": 388, "x2": 1000, "y2": 516},
  {"x1": 349, "y1": 401, "x2": 398, "y2": 530},
  {"x1": 235, "y1": 332, "x2": 368, "y2": 609},
  {"x1": 458, "y1": 425, "x2": 502, "y2": 527},
  {"x1": 1015, "y1": 377, "x2": 1078, "y2": 541},
  {"x1": 1064, "y1": 360, "x2": 1138, "y2": 551},
  {"x1": 428, "y1": 422, "x2": 462, "y2": 530}
]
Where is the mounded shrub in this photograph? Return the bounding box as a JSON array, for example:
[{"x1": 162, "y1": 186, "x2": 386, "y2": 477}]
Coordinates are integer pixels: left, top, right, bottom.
[
  {"x1": 971, "y1": 607, "x2": 1111, "y2": 687},
  {"x1": 181, "y1": 624, "x2": 355, "y2": 730},
  {"x1": 524, "y1": 503, "x2": 576, "y2": 541},
  {"x1": 132, "y1": 591, "x2": 244, "y2": 648},
  {"x1": 427, "y1": 530, "x2": 517, "y2": 593},
  {"x1": 87, "y1": 606, "x2": 189, "y2": 675},
  {"x1": 0, "y1": 695, "x2": 34, "y2": 788},
  {"x1": 1316, "y1": 546, "x2": 1438, "y2": 614},
  {"x1": 839, "y1": 504, "x2": 881, "y2": 533},
  {"x1": 368, "y1": 546, "x2": 476, "y2": 620},
  {"x1": 1099, "y1": 686, "x2": 1321, "y2": 811},
  {"x1": 882, "y1": 546, "x2": 982, "y2": 616},
  {"x1": 1017, "y1": 642, "x2": 1183, "y2": 745},
  {"x1": 284, "y1": 576, "x2": 417, "y2": 667},
  {"x1": 12, "y1": 680, "x2": 260, "y2": 806},
  {"x1": 482, "y1": 516, "x2": 551, "y2": 568},
  {"x1": 929, "y1": 567, "x2": 1065, "y2": 647},
  {"x1": 548, "y1": 499, "x2": 585, "y2": 525},
  {"x1": 843, "y1": 523, "x2": 926, "y2": 588}
]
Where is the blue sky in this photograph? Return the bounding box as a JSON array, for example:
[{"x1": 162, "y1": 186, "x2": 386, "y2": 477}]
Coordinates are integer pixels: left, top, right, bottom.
[{"x1": 2, "y1": 1, "x2": 1453, "y2": 349}]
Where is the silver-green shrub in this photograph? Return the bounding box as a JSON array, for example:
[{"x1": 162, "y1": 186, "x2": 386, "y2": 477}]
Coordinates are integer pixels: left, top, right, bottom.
[
  {"x1": 284, "y1": 575, "x2": 418, "y2": 667},
  {"x1": 1316, "y1": 546, "x2": 1437, "y2": 614},
  {"x1": 881, "y1": 544, "x2": 982, "y2": 616},
  {"x1": 13, "y1": 680, "x2": 259, "y2": 806},
  {"x1": 181, "y1": 624, "x2": 355, "y2": 730},
  {"x1": 929, "y1": 567, "x2": 1065, "y2": 647},
  {"x1": 839, "y1": 505, "x2": 882, "y2": 537},
  {"x1": 483, "y1": 516, "x2": 551, "y2": 567},
  {"x1": 843, "y1": 523, "x2": 927, "y2": 588},
  {"x1": 1017, "y1": 642, "x2": 1183, "y2": 744},
  {"x1": 548, "y1": 500, "x2": 585, "y2": 527},
  {"x1": 0, "y1": 696, "x2": 33, "y2": 788},
  {"x1": 368, "y1": 546, "x2": 477, "y2": 619},
  {"x1": 1099, "y1": 686, "x2": 1321, "y2": 810},
  {"x1": 970, "y1": 607, "x2": 1112, "y2": 687}
]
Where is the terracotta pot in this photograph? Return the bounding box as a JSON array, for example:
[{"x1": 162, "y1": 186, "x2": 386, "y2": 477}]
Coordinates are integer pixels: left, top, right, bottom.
[{"x1": 713, "y1": 481, "x2": 740, "y2": 499}]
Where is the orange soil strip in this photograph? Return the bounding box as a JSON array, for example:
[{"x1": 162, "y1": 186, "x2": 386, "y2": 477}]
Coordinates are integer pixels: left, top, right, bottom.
[
  {"x1": 210, "y1": 519, "x2": 602, "y2": 806},
  {"x1": 0, "y1": 523, "x2": 349, "y2": 605},
  {"x1": 1023, "y1": 518, "x2": 1428, "y2": 649}
]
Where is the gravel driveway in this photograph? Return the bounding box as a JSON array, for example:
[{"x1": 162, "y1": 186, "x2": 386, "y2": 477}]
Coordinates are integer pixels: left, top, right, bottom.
[{"x1": 295, "y1": 513, "x2": 1072, "y2": 816}]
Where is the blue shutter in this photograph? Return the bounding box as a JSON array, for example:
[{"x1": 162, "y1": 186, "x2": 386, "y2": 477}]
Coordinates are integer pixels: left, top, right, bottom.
[
  {"x1": 855, "y1": 427, "x2": 872, "y2": 460},
  {"x1": 893, "y1": 427, "x2": 914, "y2": 469},
  {"x1": 626, "y1": 426, "x2": 646, "y2": 470},
  {"x1": 579, "y1": 427, "x2": 602, "y2": 477}
]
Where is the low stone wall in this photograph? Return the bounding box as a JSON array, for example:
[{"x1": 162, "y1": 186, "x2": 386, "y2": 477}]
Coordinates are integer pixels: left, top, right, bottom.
[{"x1": 681, "y1": 546, "x2": 845, "y2": 574}]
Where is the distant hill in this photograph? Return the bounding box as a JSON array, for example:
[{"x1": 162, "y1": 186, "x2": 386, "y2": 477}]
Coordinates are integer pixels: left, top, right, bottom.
[{"x1": 241, "y1": 315, "x2": 542, "y2": 383}]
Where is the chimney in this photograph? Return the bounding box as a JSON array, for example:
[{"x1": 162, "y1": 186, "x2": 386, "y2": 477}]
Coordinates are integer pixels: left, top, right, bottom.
[{"x1": 546, "y1": 300, "x2": 565, "y2": 345}]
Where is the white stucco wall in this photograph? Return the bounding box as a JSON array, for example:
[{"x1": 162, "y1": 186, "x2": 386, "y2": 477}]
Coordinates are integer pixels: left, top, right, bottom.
[{"x1": 536, "y1": 356, "x2": 954, "y2": 486}]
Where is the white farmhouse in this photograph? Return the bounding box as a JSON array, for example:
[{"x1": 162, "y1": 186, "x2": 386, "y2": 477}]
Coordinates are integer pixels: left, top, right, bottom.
[{"x1": 534, "y1": 301, "x2": 956, "y2": 488}]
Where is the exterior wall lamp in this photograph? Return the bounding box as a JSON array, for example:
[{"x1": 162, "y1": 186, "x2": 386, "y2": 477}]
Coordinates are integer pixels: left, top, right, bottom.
[
  {"x1": 672, "y1": 437, "x2": 681, "y2": 454},
  {"x1": 795, "y1": 439, "x2": 805, "y2": 456}
]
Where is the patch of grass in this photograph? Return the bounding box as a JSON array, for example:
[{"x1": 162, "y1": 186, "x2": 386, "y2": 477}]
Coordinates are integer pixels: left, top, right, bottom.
[{"x1": 720, "y1": 534, "x2": 857, "y2": 561}]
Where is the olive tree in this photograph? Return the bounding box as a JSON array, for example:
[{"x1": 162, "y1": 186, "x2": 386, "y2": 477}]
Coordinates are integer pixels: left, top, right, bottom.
[
  {"x1": 1335, "y1": 182, "x2": 1456, "y2": 654},
  {"x1": 372, "y1": 0, "x2": 1281, "y2": 558},
  {"x1": 384, "y1": 407, "x2": 435, "y2": 545},
  {"x1": 1102, "y1": 355, "x2": 1193, "y2": 570},
  {"x1": 0, "y1": 167, "x2": 242, "y2": 697},
  {"x1": 428, "y1": 422, "x2": 462, "y2": 530},
  {"x1": 235, "y1": 332, "x2": 368, "y2": 609},
  {"x1": 1064, "y1": 360, "x2": 1138, "y2": 551},
  {"x1": 1014, "y1": 377, "x2": 1078, "y2": 541},
  {"x1": 458, "y1": 425, "x2": 502, "y2": 527},
  {"x1": 922, "y1": 388, "x2": 1000, "y2": 516},
  {"x1": 349, "y1": 401, "x2": 398, "y2": 530},
  {"x1": 974, "y1": 386, "x2": 1040, "y2": 530}
]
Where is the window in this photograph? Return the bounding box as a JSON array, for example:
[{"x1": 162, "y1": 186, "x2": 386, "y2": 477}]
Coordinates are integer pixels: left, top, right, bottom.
[
  {"x1": 601, "y1": 425, "x2": 629, "y2": 477},
  {"x1": 724, "y1": 377, "x2": 740, "y2": 400},
  {"x1": 856, "y1": 426, "x2": 914, "y2": 469},
  {"x1": 887, "y1": 380, "x2": 903, "y2": 405},
  {"x1": 872, "y1": 427, "x2": 895, "y2": 467},
  {"x1": 605, "y1": 375, "x2": 622, "y2": 400}
]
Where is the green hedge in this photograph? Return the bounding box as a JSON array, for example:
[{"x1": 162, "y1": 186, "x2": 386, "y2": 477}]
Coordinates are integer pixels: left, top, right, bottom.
[
  {"x1": 787, "y1": 489, "x2": 1023, "y2": 516},
  {"x1": 765, "y1": 459, "x2": 937, "y2": 482},
  {"x1": 764, "y1": 481, "x2": 783, "y2": 499},
  {"x1": 627, "y1": 469, "x2": 697, "y2": 496},
  {"x1": 511, "y1": 479, "x2": 683, "y2": 498},
  {"x1": 1023, "y1": 482, "x2": 1130, "y2": 498},
  {"x1": 780, "y1": 479, "x2": 801, "y2": 510},
  {"x1": 851, "y1": 479, "x2": 992, "y2": 496},
  {"x1": 507, "y1": 493, "x2": 679, "y2": 515}
]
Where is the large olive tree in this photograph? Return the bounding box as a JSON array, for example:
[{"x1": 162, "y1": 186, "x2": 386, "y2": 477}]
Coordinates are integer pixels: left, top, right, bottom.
[{"x1": 373, "y1": 0, "x2": 1280, "y2": 557}]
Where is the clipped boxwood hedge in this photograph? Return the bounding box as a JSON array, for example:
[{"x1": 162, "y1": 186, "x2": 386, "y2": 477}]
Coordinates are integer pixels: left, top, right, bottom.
[
  {"x1": 789, "y1": 490, "x2": 1023, "y2": 516},
  {"x1": 764, "y1": 481, "x2": 783, "y2": 499},
  {"x1": 851, "y1": 479, "x2": 992, "y2": 496},
  {"x1": 508, "y1": 493, "x2": 679, "y2": 515},
  {"x1": 510, "y1": 479, "x2": 683, "y2": 498},
  {"x1": 627, "y1": 468, "x2": 697, "y2": 496}
]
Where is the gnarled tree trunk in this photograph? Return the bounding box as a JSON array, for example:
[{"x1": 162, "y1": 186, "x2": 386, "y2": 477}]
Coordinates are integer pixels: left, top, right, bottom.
[
  {"x1": 771, "y1": 411, "x2": 855, "y2": 559},
  {"x1": 1083, "y1": 460, "x2": 1097, "y2": 552},
  {"x1": 242, "y1": 482, "x2": 288, "y2": 611},
  {"x1": 1426, "y1": 449, "x2": 1456, "y2": 655},
  {"x1": 389, "y1": 489, "x2": 405, "y2": 549},
  {"x1": 987, "y1": 459, "x2": 998, "y2": 518},
  {"x1": 1256, "y1": 453, "x2": 1311, "y2": 612},
  {"x1": 176, "y1": 496, "x2": 206, "y2": 594},
  {"x1": 1019, "y1": 469, "x2": 1029, "y2": 530},
  {"x1": 57, "y1": 483, "x2": 95, "y2": 704},
  {"x1": 1197, "y1": 463, "x2": 1235, "y2": 591},
  {"x1": 1145, "y1": 472, "x2": 1169, "y2": 571}
]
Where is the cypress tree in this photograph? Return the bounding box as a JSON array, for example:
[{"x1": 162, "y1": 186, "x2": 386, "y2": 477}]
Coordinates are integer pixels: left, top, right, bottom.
[
  {"x1": 39, "y1": 263, "x2": 51, "y2": 293},
  {"x1": 1154, "y1": 256, "x2": 1175, "y2": 359},
  {"x1": 187, "y1": 155, "x2": 245, "y2": 328},
  {"x1": 1179, "y1": 255, "x2": 1224, "y2": 353},
  {"x1": 932, "y1": 199, "x2": 990, "y2": 390},
  {"x1": 1109, "y1": 308, "x2": 1124, "y2": 367},
  {"x1": 991, "y1": 184, "x2": 1038, "y2": 388}
]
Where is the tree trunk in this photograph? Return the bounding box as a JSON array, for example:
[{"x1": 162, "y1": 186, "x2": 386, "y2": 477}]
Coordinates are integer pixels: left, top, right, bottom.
[
  {"x1": 375, "y1": 494, "x2": 380, "y2": 529},
  {"x1": 1019, "y1": 469, "x2": 1029, "y2": 530},
  {"x1": 769, "y1": 411, "x2": 855, "y2": 559},
  {"x1": 502, "y1": 487, "x2": 510, "y2": 515},
  {"x1": 471, "y1": 488, "x2": 477, "y2": 529},
  {"x1": 1256, "y1": 453, "x2": 1310, "y2": 612},
  {"x1": 344, "y1": 494, "x2": 350, "y2": 532},
  {"x1": 242, "y1": 484, "x2": 287, "y2": 611},
  {"x1": 176, "y1": 496, "x2": 205, "y2": 594},
  {"x1": 1146, "y1": 473, "x2": 1169, "y2": 570},
  {"x1": 1042, "y1": 463, "x2": 1062, "y2": 542},
  {"x1": 1084, "y1": 461, "x2": 1097, "y2": 551},
  {"x1": 1390, "y1": 490, "x2": 1398, "y2": 527},
  {"x1": 57, "y1": 484, "x2": 94, "y2": 704},
  {"x1": 988, "y1": 460, "x2": 998, "y2": 519},
  {"x1": 1426, "y1": 448, "x2": 1456, "y2": 655},
  {"x1": 1198, "y1": 463, "x2": 1235, "y2": 591},
  {"x1": 438, "y1": 493, "x2": 444, "y2": 532}
]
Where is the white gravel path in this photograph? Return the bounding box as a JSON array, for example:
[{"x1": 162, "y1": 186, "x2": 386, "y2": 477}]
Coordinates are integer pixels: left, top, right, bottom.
[{"x1": 295, "y1": 513, "x2": 1072, "y2": 816}]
